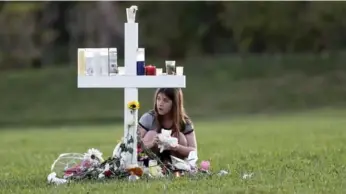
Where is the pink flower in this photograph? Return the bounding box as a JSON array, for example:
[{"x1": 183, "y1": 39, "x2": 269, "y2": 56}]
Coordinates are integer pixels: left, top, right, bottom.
[
  {"x1": 200, "y1": 160, "x2": 210, "y2": 171},
  {"x1": 137, "y1": 147, "x2": 143, "y2": 153}
]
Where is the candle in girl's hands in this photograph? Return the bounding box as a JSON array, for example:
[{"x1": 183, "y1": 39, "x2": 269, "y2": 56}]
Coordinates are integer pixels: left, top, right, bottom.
[{"x1": 145, "y1": 65, "x2": 156, "y2": 75}]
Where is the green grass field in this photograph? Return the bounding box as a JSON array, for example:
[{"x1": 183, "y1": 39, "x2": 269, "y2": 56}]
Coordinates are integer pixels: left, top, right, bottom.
[{"x1": 1, "y1": 109, "x2": 346, "y2": 194}]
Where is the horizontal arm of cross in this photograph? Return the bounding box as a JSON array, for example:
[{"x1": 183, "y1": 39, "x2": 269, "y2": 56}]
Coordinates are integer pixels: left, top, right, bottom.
[{"x1": 77, "y1": 75, "x2": 186, "y2": 88}]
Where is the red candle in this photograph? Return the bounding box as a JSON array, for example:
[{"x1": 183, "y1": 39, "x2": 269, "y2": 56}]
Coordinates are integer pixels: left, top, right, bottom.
[{"x1": 145, "y1": 65, "x2": 156, "y2": 75}]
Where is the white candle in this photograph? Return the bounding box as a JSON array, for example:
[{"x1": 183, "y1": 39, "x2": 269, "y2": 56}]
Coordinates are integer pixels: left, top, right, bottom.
[
  {"x1": 176, "y1": 66, "x2": 184, "y2": 76},
  {"x1": 109, "y1": 48, "x2": 118, "y2": 74}
]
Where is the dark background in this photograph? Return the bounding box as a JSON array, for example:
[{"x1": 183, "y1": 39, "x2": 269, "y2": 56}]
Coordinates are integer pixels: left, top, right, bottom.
[{"x1": 1, "y1": 1, "x2": 346, "y2": 128}]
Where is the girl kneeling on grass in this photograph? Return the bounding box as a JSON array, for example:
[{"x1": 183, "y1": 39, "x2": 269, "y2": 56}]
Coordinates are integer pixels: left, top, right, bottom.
[{"x1": 138, "y1": 88, "x2": 197, "y2": 161}]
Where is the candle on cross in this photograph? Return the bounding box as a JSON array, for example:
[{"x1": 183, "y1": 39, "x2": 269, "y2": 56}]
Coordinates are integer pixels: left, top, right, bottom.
[{"x1": 145, "y1": 65, "x2": 156, "y2": 76}]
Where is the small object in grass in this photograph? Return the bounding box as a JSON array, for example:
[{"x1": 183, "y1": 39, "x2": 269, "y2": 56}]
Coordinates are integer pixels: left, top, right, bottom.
[
  {"x1": 126, "y1": 166, "x2": 144, "y2": 177},
  {"x1": 174, "y1": 171, "x2": 181, "y2": 177},
  {"x1": 128, "y1": 171, "x2": 139, "y2": 181},
  {"x1": 149, "y1": 165, "x2": 163, "y2": 178},
  {"x1": 200, "y1": 160, "x2": 210, "y2": 171},
  {"x1": 242, "y1": 173, "x2": 254, "y2": 179},
  {"x1": 217, "y1": 170, "x2": 229, "y2": 176},
  {"x1": 47, "y1": 172, "x2": 68, "y2": 185},
  {"x1": 200, "y1": 170, "x2": 211, "y2": 175},
  {"x1": 98, "y1": 173, "x2": 105, "y2": 179}
]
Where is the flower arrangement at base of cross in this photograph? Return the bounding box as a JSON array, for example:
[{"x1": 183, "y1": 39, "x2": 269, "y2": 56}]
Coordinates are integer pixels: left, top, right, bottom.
[{"x1": 47, "y1": 100, "x2": 229, "y2": 185}]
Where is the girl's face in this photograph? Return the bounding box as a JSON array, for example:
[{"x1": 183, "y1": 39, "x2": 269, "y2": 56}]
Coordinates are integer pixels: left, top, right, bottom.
[{"x1": 156, "y1": 92, "x2": 173, "y2": 116}]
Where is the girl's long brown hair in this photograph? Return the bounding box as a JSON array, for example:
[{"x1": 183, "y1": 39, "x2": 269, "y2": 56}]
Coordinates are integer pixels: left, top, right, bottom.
[{"x1": 153, "y1": 88, "x2": 188, "y2": 136}]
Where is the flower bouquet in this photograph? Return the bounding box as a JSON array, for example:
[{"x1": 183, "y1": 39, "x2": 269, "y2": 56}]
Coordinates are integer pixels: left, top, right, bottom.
[{"x1": 47, "y1": 100, "x2": 229, "y2": 185}]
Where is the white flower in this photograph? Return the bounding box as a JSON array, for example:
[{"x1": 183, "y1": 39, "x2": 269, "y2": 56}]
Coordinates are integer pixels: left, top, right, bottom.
[
  {"x1": 84, "y1": 148, "x2": 104, "y2": 163},
  {"x1": 98, "y1": 173, "x2": 105, "y2": 179},
  {"x1": 47, "y1": 172, "x2": 68, "y2": 185},
  {"x1": 242, "y1": 173, "x2": 254, "y2": 179},
  {"x1": 128, "y1": 120, "x2": 135, "y2": 127},
  {"x1": 157, "y1": 129, "x2": 178, "y2": 153}
]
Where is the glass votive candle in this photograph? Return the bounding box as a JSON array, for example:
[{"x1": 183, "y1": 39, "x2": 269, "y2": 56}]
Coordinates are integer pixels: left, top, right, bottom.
[
  {"x1": 118, "y1": 66, "x2": 125, "y2": 75},
  {"x1": 156, "y1": 68, "x2": 163, "y2": 75},
  {"x1": 165, "y1": 60, "x2": 176, "y2": 75}
]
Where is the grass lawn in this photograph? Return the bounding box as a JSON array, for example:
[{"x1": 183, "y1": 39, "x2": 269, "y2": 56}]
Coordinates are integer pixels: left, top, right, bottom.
[{"x1": 1, "y1": 109, "x2": 346, "y2": 194}]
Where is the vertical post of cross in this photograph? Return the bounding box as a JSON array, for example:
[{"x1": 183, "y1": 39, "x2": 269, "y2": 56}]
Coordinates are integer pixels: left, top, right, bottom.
[
  {"x1": 77, "y1": 5, "x2": 187, "y2": 170},
  {"x1": 124, "y1": 18, "x2": 139, "y2": 168}
]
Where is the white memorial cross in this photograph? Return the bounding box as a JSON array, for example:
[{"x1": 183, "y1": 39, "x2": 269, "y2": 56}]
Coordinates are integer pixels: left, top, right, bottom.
[{"x1": 77, "y1": 6, "x2": 186, "y2": 169}]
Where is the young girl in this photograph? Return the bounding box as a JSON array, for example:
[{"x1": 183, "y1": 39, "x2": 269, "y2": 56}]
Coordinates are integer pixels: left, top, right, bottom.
[{"x1": 138, "y1": 88, "x2": 197, "y2": 160}]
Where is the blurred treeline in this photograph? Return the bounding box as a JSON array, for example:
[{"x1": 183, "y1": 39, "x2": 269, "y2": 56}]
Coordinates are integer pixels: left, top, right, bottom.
[{"x1": 1, "y1": 1, "x2": 346, "y2": 70}]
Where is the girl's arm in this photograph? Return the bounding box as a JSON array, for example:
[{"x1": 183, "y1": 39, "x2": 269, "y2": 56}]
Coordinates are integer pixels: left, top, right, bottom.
[
  {"x1": 172, "y1": 131, "x2": 197, "y2": 157},
  {"x1": 138, "y1": 126, "x2": 158, "y2": 149},
  {"x1": 138, "y1": 111, "x2": 158, "y2": 149}
]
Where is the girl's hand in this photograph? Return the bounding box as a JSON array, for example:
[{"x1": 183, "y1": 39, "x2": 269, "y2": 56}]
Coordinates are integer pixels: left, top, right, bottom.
[
  {"x1": 152, "y1": 135, "x2": 160, "y2": 146},
  {"x1": 169, "y1": 143, "x2": 179, "y2": 151}
]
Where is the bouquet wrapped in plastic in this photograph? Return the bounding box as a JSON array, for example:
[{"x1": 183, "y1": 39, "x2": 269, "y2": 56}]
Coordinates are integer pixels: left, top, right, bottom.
[
  {"x1": 48, "y1": 148, "x2": 106, "y2": 185},
  {"x1": 157, "y1": 129, "x2": 178, "y2": 153}
]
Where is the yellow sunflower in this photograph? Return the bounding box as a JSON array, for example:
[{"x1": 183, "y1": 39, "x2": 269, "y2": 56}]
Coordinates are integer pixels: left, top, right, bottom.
[{"x1": 127, "y1": 101, "x2": 140, "y2": 110}]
